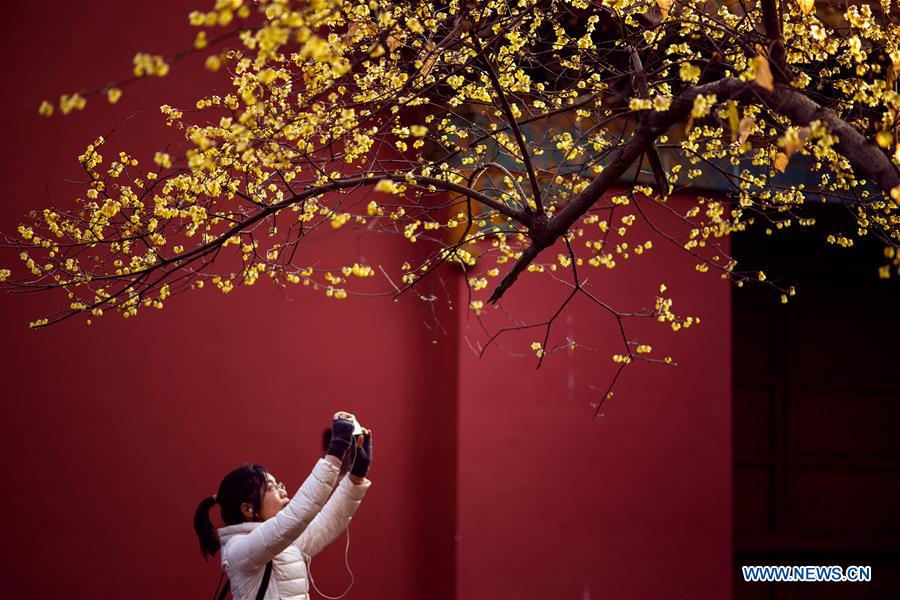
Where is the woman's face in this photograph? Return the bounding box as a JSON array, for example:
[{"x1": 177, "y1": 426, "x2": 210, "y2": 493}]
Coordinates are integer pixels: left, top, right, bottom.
[{"x1": 260, "y1": 472, "x2": 290, "y2": 520}]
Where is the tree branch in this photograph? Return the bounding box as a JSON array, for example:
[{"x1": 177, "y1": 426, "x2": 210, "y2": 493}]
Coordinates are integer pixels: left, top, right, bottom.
[
  {"x1": 760, "y1": 0, "x2": 791, "y2": 83},
  {"x1": 487, "y1": 124, "x2": 654, "y2": 304},
  {"x1": 17, "y1": 173, "x2": 528, "y2": 293},
  {"x1": 754, "y1": 85, "x2": 900, "y2": 199},
  {"x1": 470, "y1": 31, "x2": 544, "y2": 214},
  {"x1": 486, "y1": 76, "x2": 900, "y2": 304},
  {"x1": 629, "y1": 44, "x2": 669, "y2": 194}
]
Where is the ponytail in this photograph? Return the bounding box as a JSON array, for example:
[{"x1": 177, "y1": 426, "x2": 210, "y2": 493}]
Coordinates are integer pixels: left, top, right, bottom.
[
  {"x1": 193, "y1": 495, "x2": 221, "y2": 560},
  {"x1": 193, "y1": 464, "x2": 269, "y2": 561}
]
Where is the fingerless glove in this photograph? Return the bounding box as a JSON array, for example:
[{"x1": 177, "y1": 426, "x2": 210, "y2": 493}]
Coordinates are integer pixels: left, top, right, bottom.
[
  {"x1": 349, "y1": 434, "x2": 372, "y2": 478},
  {"x1": 326, "y1": 418, "x2": 354, "y2": 460}
]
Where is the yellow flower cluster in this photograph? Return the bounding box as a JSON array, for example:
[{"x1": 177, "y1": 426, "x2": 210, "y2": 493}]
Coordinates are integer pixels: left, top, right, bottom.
[
  {"x1": 7, "y1": 0, "x2": 899, "y2": 346},
  {"x1": 133, "y1": 53, "x2": 170, "y2": 77},
  {"x1": 59, "y1": 93, "x2": 86, "y2": 115}
]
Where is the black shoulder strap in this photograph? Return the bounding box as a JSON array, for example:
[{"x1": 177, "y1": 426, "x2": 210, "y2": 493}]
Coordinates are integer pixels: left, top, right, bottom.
[
  {"x1": 215, "y1": 561, "x2": 273, "y2": 600},
  {"x1": 216, "y1": 575, "x2": 230, "y2": 600},
  {"x1": 256, "y1": 561, "x2": 274, "y2": 600}
]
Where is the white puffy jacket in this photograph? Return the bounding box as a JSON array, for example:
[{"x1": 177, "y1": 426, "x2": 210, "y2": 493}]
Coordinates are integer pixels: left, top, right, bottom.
[{"x1": 217, "y1": 457, "x2": 371, "y2": 600}]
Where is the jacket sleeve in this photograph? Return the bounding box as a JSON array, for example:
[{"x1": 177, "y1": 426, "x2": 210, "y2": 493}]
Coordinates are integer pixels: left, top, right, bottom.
[
  {"x1": 293, "y1": 475, "x2": 371, "y2": 559},
  {"x1": 224, "y1": 457, "x2": 340, "y2": 573}
]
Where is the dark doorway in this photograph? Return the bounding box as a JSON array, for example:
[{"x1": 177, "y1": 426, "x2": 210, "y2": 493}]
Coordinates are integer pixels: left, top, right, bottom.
[{"x1": 732, "y1": 202, "x2": 900, "y2": 599}]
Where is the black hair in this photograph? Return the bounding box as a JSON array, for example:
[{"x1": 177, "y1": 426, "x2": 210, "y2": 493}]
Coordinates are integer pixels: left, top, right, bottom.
[{"x1": 193, "y1": 464, "x2": 269, "y2": 560}]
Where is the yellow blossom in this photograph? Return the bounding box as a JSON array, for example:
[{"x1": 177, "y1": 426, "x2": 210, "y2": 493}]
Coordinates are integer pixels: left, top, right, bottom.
[
  {"x1": 133, "y1": 53, "x2": 170, "y2": 77},
  {"x1": 205, "y1": 55, "x2": 222, "y2": 71},
  {"x1": 375, "y1": 179, "x2": 400, "y2": 194}
]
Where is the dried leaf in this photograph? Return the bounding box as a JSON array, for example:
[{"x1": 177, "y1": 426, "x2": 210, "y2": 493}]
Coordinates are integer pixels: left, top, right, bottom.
[
  {"x1": 726, "y1": 101, "x2": 740, "y2": 142},
  {"x1": 797, "y1": 0, "x2": 815, "y2": 16},
  {"x1": 387, "y1": 34, "x2": 401, "y2": 52},
  {"x1": 773, "y1": 152, "x2": 789, "y2": 173},
  {"x1": 344, "y1": 22, "x2": 359, "y2": 42},
  {"x1": 418, "y1": 42, "x2": 437, "y2": 80},
  {"x1": 754, "y1": 46, "x2": 775, "y2": 91},
  {"x1": 656, "y1": 0, "x2": 672, "y2": 18},
  {"x1": 737, "y1": 116, "x2": 754, "y2": 146},
  {"x1": 783, "y1": 126, "x2": 810, "y2": 158},
  {"x1": 420, "y1": 54, "x2": 437, "y2": 79}
]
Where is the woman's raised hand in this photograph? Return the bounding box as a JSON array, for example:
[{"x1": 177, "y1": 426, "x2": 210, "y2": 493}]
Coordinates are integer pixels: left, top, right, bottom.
[
  {"x1": 326, "y1": 412, "x2": 355, "y2": 460},
  {"x1": 333, "y1": 410, "x2": 355, "y2": 422},
  {"x1": 349, "y1": 428, "x2": 372, "y2": 479}
]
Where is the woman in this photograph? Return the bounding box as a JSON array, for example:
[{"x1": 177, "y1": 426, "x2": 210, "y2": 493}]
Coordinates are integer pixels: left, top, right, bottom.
[{"x1": 193, "y1": 411, "x2": 373, "y2": 600}]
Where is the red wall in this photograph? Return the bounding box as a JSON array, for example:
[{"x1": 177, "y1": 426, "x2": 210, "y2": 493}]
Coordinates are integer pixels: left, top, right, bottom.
[
  {"x1": 2, "y1": 2, "x2": 731, "y2": 599},
  {"x1": 455, "y1": 195, "x2": 732, "y2": 600},
  {"x1": 1, "y1": 2, "x2": 457, "y2": 599}
]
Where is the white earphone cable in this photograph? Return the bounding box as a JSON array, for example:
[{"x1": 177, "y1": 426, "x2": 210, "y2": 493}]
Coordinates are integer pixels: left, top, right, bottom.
[{"x1": 305, "y1": 436, "x2": 361, "y2": 599}]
